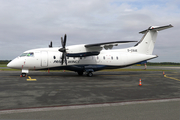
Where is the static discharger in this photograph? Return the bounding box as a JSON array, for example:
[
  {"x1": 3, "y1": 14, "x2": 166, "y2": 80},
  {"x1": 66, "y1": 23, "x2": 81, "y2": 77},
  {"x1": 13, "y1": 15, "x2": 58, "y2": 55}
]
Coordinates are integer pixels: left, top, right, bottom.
[
  {"x1": 27, "y1": 76, "x2": 36, "y2": 81},
  {"x1": 139, "y1": 79, "x2": 142, "y2": 86}
]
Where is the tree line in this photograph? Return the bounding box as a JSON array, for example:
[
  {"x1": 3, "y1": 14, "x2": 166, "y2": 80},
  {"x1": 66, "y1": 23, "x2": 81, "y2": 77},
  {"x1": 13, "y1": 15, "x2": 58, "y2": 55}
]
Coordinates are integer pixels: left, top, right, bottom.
[
  {"x1": 0, "y1": 60, "x2": 11, "y2": 64},
  {"x1": 147, "y1": 62, "x2": 180, "y2": 66}
]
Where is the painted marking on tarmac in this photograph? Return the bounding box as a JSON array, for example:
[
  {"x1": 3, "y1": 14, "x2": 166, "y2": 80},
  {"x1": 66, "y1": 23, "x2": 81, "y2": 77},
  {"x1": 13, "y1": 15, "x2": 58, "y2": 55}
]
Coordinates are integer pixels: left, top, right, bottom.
[
  {"x1": 27, "y1": 76, "x2": 36, "y2": 81},
  {"x1": 164, "y1": 75, "x2": 180, "y2": 81},
  {"x1": 100, "y1": 74, "x2": 162, "y2": 78},
  {"x1": 0, "y1": 98, "x2": 180, "y2": 115}
]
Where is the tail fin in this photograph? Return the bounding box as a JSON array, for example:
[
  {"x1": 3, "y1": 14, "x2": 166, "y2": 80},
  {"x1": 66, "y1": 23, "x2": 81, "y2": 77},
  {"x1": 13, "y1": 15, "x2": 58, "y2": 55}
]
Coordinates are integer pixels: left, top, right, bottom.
[{"x1": 134, "y1": 24, "x2": 173, "y2": 55}]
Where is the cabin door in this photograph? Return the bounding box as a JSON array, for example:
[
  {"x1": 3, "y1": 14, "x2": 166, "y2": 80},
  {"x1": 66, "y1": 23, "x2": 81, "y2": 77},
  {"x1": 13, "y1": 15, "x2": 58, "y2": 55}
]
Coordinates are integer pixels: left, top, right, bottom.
[{"x1": 41, "y1": 51, "x2": 48, "y2": 67}]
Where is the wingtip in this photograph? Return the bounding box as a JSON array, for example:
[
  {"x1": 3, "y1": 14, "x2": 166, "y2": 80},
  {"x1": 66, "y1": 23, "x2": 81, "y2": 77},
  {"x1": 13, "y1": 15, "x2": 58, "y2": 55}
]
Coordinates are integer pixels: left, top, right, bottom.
[{"x1": 169, "y1": 24, "x2": 173, "y2": 27}]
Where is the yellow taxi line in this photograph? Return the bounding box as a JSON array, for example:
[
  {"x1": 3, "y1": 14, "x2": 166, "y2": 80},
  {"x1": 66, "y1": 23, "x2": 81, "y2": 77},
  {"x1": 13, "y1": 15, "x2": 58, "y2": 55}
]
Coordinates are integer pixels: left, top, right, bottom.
[
  {"x1": 27, "y1": 76, "x2": 37, "y2": 81},
  {"x1": 164, "y1": 75, "x2": 180, "y2": 81}
]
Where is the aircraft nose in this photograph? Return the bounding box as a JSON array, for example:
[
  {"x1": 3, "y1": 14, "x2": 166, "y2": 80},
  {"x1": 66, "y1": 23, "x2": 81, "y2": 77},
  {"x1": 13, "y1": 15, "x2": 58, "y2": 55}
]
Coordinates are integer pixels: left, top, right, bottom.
[
  {"x1": 7, "y1": 61, "x2": 13, "y2": 68},
  {"x1": 7, "y1": 57, "x2": 24, "y2": 69},
  {"x1": 7, "y1": 58, "x2": 21, "y2": 69}
]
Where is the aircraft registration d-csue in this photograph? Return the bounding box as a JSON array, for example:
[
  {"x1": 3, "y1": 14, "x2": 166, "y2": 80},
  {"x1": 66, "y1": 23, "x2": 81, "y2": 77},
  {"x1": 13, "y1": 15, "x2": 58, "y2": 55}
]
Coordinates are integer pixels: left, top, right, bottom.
[{"x1": 7, "y1": 24, "x2": 173, "y2": 77}]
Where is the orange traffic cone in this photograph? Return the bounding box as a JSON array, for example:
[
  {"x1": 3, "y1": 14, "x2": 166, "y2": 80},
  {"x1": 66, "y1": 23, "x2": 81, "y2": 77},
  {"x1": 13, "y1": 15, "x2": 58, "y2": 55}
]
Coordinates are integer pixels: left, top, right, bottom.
[
  {"x1": 163, "y1": 71, "x2": 165, "y2": 75},
  {"x1": 139, "y1": 79, "x2": 142, "y2": 86}
]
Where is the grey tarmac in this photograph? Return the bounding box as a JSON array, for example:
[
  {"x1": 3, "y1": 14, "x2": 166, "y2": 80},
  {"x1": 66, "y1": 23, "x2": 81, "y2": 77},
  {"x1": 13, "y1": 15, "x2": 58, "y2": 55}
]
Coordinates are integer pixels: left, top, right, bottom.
[{"x1": 0, "y1": 69, "x2": 180, "y2": 119}]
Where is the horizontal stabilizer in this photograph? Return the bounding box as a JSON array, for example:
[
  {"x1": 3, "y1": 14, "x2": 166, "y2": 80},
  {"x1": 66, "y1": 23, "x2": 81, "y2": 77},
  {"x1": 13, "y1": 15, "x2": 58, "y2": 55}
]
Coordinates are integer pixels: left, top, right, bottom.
[{"x1": 139, "y1": 24, "x2": 173, "y2": 34}]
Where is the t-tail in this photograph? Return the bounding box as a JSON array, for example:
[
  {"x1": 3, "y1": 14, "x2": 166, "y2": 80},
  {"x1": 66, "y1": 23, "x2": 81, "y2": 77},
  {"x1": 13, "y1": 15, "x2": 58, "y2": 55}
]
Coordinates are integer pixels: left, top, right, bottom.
[{"x1": 133, "y1": 24, "x2": 173, "y2": 55}]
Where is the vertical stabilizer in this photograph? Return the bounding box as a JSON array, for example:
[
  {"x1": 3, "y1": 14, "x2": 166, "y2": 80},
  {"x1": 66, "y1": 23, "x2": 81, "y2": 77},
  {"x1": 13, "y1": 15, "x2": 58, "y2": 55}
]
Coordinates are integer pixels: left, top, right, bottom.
[{"x1": 134, "y1": 24, "x2": 173, "y2": 55}]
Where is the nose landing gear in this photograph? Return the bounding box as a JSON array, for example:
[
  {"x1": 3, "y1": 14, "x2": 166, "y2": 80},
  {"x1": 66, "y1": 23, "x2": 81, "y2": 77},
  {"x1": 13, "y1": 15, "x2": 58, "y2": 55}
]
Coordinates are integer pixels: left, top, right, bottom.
[
  {"x1": 21, "y1": 69, "x2": 29, "y2": 77},
  {"x1": 21, "y1": 73, "x2": 27, "y2": 77}
]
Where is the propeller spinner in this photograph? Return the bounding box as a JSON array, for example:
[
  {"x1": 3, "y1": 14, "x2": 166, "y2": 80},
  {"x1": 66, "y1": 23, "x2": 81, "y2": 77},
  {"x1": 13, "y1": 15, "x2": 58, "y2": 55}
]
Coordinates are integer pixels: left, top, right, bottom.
[{"x1": 59, "y1": 34, "x2": 67, "y2": 65}]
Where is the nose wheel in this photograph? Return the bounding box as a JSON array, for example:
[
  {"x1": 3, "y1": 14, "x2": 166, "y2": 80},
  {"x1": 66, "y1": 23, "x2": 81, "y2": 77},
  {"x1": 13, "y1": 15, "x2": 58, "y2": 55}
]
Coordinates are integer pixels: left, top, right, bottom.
[
  {"x1": 21, "y1": 73, "x2": 27, "y2": 77},
  {"x1": 21, "y1": 69, "x2": 29, "y2": 77}
]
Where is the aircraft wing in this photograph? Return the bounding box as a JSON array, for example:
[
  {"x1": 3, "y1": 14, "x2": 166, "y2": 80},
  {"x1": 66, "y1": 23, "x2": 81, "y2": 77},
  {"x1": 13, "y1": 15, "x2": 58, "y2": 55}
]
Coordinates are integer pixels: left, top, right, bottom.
[
  {"x1": 66, "y1": 41, "x2": 137, "y2": 57},
  {"x1": 85, "y1": 41, "x2": 137, "y2": 50}
]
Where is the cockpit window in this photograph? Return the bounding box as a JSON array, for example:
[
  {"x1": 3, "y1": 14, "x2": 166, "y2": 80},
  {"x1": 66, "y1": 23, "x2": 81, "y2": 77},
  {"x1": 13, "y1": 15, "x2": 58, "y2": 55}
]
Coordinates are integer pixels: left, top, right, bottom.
[{"x1": 20, "y1": 52, "x2": 34, "y2": 57}]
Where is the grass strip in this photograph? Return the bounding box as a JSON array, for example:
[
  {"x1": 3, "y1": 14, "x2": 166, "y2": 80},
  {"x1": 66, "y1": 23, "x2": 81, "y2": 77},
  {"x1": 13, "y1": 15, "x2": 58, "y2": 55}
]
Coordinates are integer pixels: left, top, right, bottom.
[{"x1": 100, "y1": 69, "x2": 171, "y2": 72}]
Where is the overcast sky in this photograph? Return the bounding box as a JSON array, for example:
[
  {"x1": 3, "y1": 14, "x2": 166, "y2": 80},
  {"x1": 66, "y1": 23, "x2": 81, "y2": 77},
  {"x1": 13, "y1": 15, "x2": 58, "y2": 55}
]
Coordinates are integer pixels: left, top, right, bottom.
[{"x1": 0, "y1": 0, "x2": 179, "y2": 62}]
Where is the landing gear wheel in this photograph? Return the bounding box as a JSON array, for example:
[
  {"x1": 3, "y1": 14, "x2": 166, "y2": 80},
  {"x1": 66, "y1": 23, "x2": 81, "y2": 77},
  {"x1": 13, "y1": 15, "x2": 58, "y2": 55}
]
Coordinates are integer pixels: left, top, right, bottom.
[
  {"x1": 87, "y1": 72, "x2": 93, "y2": 77},
  {"x1": 21, "y1": 73, "x2": 26, "y2": 77},
  {"x1": 78, "y1": 71, "x2": 84, "y2": 76}
]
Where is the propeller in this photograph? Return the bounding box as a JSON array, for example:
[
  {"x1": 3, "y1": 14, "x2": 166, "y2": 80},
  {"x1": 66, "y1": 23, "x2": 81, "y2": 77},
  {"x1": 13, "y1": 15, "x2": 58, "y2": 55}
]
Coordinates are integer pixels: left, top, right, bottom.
[{"x1": 59, "y1": 34, "x2": 67, "y2": 65}]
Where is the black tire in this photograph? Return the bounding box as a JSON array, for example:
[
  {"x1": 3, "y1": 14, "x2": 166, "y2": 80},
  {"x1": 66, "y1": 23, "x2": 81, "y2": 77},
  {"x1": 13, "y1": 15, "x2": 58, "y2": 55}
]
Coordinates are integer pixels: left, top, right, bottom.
[
  {"x1": 22, "y1": 73, "x2": 26, "y2": 77},
  {"x1": 87, "y1": 72, "x2": 93, "y2": 77}
]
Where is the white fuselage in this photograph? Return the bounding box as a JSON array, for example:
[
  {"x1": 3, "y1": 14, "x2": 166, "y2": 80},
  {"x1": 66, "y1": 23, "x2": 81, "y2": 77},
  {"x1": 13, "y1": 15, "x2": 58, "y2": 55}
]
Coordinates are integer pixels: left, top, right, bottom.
[{"x1": 7, "y1": 46, "x2": 157, "y2": 72}]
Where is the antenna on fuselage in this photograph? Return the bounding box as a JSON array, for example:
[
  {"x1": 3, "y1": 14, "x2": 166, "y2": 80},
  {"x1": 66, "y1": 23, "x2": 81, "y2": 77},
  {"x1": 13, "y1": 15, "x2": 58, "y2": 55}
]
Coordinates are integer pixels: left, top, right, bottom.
[{"x1": 49, "y1": 41, "x2": 53, "y2": 48}]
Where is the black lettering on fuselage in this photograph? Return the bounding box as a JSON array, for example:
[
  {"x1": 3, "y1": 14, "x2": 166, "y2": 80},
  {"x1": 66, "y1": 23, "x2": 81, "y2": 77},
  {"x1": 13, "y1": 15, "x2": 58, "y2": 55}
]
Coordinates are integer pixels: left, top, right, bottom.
[
  {"x1": 68, "y1": 60, "x2": 80, "y2": 63},
  {"x1": 53, "y1": 60, "x2": 61, "y2": 63},
  {"x1": 53, "y1": 60, "x2": 80, "y2": 64}
]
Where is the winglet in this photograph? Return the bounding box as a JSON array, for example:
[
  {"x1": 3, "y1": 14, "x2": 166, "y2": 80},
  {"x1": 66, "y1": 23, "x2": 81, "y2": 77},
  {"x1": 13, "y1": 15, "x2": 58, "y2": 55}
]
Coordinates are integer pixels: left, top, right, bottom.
[{"x1": 139, "y1": 24, "x2": 173, "y2": 34}]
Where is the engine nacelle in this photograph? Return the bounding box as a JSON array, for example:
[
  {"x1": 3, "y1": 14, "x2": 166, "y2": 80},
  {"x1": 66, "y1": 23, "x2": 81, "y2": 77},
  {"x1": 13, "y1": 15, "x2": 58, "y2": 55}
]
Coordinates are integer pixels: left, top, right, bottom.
[{"x1": 66, "y1": 44, "x2": 101, "y2": 57}]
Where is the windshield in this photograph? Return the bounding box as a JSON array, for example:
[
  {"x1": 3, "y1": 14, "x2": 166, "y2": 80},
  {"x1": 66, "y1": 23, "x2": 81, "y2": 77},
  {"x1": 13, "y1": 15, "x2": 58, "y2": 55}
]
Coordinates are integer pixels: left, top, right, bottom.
[{"x1": 20, "y1": 52, "x2": 34, "y2": 57}]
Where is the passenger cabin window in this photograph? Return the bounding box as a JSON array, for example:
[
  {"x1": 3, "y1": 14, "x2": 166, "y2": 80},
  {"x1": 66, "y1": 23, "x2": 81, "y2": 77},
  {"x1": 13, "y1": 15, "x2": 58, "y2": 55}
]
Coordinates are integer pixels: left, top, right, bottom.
[
  {"x1": 111, "y1": 56, "x2": 113, "y2": 60},
  {"x1": 103, "y1": 56, "x2": 105, "y2": 60},
  {"x1": 53, "y1": 56, "x2": 56, "y2": 59},
  {"x1": 20, "y1": 52, "x2": 34, "y2": 57},
  {"x1": 116, "y1": 56, "x2": 118, "y2": 60}
]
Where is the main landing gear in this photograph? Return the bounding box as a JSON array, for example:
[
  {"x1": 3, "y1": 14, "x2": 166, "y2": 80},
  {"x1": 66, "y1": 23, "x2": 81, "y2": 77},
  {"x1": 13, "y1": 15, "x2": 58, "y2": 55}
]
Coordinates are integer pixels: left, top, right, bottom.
[
  {"x1": 86, "y1": 71, "x2": 93, "y2": 77},
  {"x1": 85, "y1": 69, "x2": 94, "y2": 77},
  {"x1": 77, "y1": 71, "x2": 84, "y2": 76},
  {"x1": 77, "y1": 69, "x2": 94, "y2": 77}
]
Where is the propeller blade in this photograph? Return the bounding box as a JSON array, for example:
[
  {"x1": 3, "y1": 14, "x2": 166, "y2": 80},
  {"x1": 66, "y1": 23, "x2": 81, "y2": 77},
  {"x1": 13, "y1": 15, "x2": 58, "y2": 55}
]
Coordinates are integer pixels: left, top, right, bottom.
[
  {"x1": 61, "y1": 37, "x2": 64, "y2": 47},
  {"x1": 64, "y1": 52, "x2": 67, "y2": 65},
  {"x1": 61, "y1": 53, "x2": 64, "y2": 65},
  {"x1": 63, "y1": 34, "x2": 67, "y2": 48}
]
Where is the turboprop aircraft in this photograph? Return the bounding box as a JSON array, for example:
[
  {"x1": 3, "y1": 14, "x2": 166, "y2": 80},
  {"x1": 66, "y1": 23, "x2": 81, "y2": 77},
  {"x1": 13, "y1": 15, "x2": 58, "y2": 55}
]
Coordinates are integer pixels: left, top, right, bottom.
[{"x1": 7, "y1": 24, "x2": 173, "y2": 77}]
